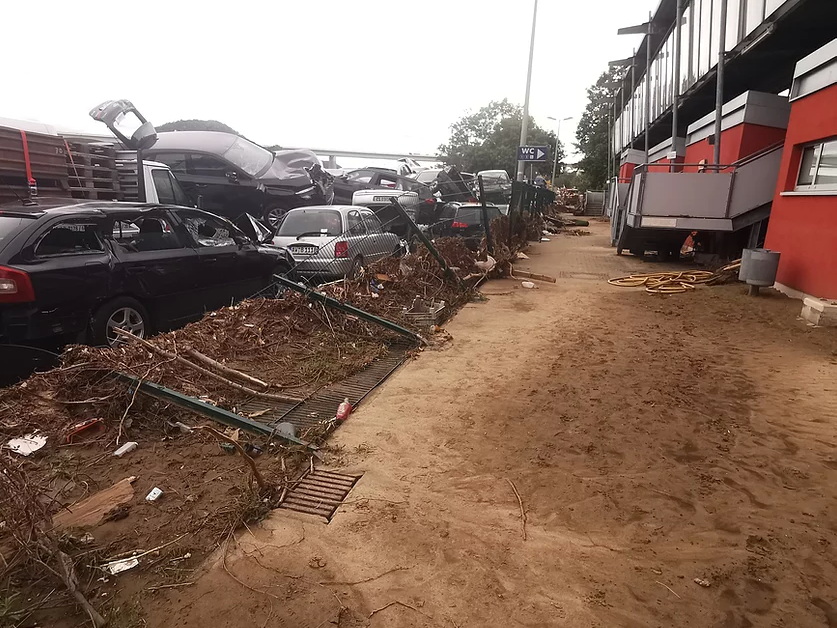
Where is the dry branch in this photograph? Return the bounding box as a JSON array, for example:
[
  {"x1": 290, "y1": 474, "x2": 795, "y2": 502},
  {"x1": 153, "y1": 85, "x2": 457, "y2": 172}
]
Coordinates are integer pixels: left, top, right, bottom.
[
  {"x1": 506, "y1": 478, "x2": 527, "y2": 541},
  {"x1": 184, "y1": 348, "x2": 269, "y2": 390}
]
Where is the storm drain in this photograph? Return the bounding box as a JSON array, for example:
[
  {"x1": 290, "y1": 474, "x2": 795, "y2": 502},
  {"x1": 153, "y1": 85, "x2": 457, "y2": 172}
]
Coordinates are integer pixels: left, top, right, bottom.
[
  {"x1": 238, "y1": 343, "x2": 411, "y2": 434},
  {"x1": 557, "y1": 271, "x2": 610, "y2": 281},
  {"x1": 278, "y1": 469, "x2": 362, "y2": 521}
]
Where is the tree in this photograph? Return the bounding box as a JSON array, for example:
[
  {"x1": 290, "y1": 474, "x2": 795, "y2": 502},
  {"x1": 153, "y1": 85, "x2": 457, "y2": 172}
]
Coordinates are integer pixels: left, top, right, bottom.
[
  {"x1": 575, "y1": 69, "x2": 620, "y2": 190},
  {"x1": 157, "y1": 119, "x2": 239, "y2": 134},
  {"x1": 440, "y1": 99, "x2": 562, "y2": 179}
]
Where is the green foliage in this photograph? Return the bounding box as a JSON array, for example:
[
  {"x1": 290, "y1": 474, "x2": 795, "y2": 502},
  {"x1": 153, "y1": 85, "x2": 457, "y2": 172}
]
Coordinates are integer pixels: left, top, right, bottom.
[
  {"x1": 440, "y1": 99, "x2": 562, "y2": 178},
  {"x1": 156, "y1": 119, "x2": 239, "y2": 134},
  {"x1": 575, "y1": 69, "x2": 620, "y2": 190}
]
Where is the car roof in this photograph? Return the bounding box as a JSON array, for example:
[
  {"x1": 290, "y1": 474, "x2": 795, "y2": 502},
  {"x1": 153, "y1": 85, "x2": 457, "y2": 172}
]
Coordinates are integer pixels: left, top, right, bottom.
[
  {"x1": 151, "y1": 131, "x2": 240, "y2": 154},
  {"x1": 0, "y1": 199, "x2": 191, "y2": 219},
  {"x1": 285, "y1": 205, "x2": 370, "y2": 214}
]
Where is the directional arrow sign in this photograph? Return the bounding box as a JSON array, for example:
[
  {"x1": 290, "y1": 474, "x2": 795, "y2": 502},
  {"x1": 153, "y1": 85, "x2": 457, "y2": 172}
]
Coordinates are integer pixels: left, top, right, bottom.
[{"x1": 517, "y1": 145, "x2": 550, "y2": 162}]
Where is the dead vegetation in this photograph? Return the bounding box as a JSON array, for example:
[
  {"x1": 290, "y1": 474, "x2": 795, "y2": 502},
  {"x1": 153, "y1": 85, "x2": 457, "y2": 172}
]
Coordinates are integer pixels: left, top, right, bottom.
[{"x1": 0, "y1": 211, "x2": 547, "y2": 627}]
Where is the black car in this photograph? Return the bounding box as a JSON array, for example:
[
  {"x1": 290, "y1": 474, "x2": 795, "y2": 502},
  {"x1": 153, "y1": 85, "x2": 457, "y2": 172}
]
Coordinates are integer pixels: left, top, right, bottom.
[
  {"x1": 332, "y1": 168, "x2": 435, "y2": 205},
  {"x1": 143, "y1": 132, "x2": 334, "y2": 227},
  {"x1": 0, "y1": 199, "x2": 293, "y2": 348},
  {"x1": 427, "y1": 202, "x2": 502, "y2": 250}
]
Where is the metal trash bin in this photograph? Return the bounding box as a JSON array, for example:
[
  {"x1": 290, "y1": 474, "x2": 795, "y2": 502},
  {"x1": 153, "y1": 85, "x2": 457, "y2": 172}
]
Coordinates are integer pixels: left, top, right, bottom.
[{"x1": 739, "y1": 248, "x2": 780, "y2": 295}]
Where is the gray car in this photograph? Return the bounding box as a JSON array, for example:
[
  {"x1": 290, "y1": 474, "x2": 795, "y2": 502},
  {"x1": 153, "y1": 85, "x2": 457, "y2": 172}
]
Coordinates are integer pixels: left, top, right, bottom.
[{"x1": 271, "y1": 205, "x2": 401, "y2": 280}]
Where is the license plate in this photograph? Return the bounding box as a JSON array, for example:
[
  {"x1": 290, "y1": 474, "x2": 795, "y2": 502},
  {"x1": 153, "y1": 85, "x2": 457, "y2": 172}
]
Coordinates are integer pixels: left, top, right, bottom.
[
  {"x1": 290, "y1": 245, "x2": 318, "y2": 256},
  {"x1": 372, "y1": 196, "x2": 390, "y2": 202}
]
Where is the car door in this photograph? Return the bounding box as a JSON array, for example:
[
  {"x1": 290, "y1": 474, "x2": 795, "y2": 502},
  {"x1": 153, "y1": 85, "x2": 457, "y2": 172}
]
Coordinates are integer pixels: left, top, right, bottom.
[
  {"x1": 20, "y1": 217, "x2": 112, "y2": 339},
  {"x1": 109, "y1": 210, "x2": 201, "y2": 327},
  {"x1": 345, "y1": 209, "x2": 370, "y2": 262},
  {"x1": 176, "y1": 210, "x2": 261, "y2": 311},
  {"x1": 359, "y1": 210, "x2": 394, "y2": 262}
]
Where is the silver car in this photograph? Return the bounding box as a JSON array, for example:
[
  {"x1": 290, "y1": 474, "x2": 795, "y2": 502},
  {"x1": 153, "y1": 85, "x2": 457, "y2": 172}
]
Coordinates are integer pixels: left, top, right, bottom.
[{"x1": 271, "y1": 205, "x2": 401, "y2": 280}]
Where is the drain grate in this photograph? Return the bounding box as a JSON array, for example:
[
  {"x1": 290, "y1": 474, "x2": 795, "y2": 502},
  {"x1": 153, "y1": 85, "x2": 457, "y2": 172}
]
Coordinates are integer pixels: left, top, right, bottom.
[
  {"x1": 557, "y1": 271, "x2": 610, "y2": 281},
  {"x1": 238, "y1": 343, "x2": 411, "y2": 435},
  {"x1": 278, "y1": 469, "x2": 362, "y2": 521}
]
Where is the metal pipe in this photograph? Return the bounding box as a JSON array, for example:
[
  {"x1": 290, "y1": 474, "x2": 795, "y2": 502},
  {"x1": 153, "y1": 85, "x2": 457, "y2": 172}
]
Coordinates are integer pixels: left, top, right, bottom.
[
  {"x1": 517, "y1": 0, "x2": 539, "y2": 182},
  {"x1": 644, "y1": 15, "x2": 652, "y2": 164},
  {"x1": 136, "y1": 149, "x2": 146, "y2": 203},
  {"x1": 630, "y1": 53, "x2": 636, "y2": 148},
  {"x1": 713, "y1": 0, "x2": 729, "y2": 166},
  {"x1": 477, "y1": 176, "x2": 494, "y2": 255},
  {"x1": 673, "y1": 0, "x2": 683, "y2": 142}
]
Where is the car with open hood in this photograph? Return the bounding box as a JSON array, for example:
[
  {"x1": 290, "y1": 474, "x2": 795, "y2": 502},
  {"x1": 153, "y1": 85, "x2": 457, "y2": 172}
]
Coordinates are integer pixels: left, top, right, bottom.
[{"x1": 143, "y1": 132, "x2": 334, "y2": 227}]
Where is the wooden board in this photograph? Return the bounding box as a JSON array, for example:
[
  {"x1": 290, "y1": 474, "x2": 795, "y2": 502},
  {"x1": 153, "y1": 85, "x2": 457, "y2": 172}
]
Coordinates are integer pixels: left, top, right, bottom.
[{"x1": 52, "y1": 476, "x2": 136, "y2": 530}]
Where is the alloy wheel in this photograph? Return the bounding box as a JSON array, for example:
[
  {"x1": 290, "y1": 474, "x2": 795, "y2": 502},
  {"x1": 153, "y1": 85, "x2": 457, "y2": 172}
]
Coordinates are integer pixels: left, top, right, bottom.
[{"x1": 106, "y1": 307, "x2": 146, "y2": 347}]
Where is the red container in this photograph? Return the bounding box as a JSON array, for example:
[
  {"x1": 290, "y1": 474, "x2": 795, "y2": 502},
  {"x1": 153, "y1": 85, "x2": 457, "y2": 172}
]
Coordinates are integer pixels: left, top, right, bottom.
[{"x1": 336, "y1": 398, "x2": 353, "y2": 421}]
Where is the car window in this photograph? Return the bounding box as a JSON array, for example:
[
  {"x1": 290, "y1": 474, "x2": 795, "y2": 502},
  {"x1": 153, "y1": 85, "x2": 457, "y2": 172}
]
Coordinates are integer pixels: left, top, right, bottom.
[
  {"x1": 416, "y1": 170, "x2": 438, "y2": 184},
  {"x1": 111, "y1": 214, "x2": 184, "y2": 252},
  {"x1": 0, "y1": 216, "x2": 32, "y2": 248},
  {"x1": 361, "y1": 212, "x2": 382, "y2": 233},
  {"x1": 439, "y1": 205, "x2": 456, "y2": 220},
  {"x1": 276, "y1": 210, "x2": 343, "y2": 237},
  {"x1": 152, "y1": 169, "x2": 182, "y2": 205},
  {"x1": 377, "y1": 175, "x2": 398, "y2": 188},
  {"x1": 346, "y1": 210, "x2": 365, "y2": 235},
  {"x1": 182, "y1": 214, "x2": 237, "y2": 247},
  {"x1": 454, "y1": 208, "x2": 484, "y2": 226},
  {"x1": 346, "y1": 170, "x2": 374, "y2": 184},
  {"x1": 149, "y1": 153, "x2": 187, "y2": 175},
  {"x1": 35, "y1": 221, "x2": 103, "y2": 257},
  {"x1": 188, "y1": 154, "x2": 229, "y2": 178}
]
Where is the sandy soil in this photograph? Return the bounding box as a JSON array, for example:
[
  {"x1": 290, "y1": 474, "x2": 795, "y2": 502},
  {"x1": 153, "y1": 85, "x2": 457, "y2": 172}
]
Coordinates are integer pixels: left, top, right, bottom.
[{"x1": 145, "y1": 222, "x2": 837, "y2": 628}]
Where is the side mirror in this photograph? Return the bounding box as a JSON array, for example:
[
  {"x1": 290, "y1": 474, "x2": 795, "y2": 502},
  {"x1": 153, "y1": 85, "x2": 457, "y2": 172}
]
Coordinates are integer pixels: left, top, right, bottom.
[{"x1": 226, "y1": 171, "x2": 239, "y2": 184}]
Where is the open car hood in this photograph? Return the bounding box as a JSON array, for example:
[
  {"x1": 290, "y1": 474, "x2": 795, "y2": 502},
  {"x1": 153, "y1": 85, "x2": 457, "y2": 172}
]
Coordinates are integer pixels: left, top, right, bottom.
[{"x1": 263, "y1": 149, "x2": 329, "y2": 184}]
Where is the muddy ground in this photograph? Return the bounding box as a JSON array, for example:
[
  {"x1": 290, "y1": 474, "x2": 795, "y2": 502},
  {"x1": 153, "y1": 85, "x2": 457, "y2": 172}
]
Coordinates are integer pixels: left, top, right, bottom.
[{"x1": 47, "y1": 222, "x2": 837, "y2": 626}]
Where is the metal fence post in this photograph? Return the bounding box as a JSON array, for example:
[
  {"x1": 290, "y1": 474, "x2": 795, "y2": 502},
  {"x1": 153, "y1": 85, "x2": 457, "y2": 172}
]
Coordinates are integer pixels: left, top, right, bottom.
[{"x1": 477, "y1": 176, "x2": 494, "y2": 255}]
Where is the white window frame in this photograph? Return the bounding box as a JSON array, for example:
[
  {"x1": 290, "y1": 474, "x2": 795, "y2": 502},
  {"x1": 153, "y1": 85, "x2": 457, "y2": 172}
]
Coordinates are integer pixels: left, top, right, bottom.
[{"x1": 795, "y1": 138, "x2": 837, "y2": 193}]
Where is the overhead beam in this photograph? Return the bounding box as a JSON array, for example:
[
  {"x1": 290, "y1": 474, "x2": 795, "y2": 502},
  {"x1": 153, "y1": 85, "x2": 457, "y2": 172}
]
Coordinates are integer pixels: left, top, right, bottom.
[{"x1": 285, "y1": 148, "x2": 444, "y2": 162}]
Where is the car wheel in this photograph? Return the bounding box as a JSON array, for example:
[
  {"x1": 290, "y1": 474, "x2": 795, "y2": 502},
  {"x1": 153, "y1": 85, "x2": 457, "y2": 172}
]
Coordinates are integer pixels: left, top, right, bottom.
[
  {"x1": 263, "y1": 205, "x2": 288, "y2": 229},
  {"x1": 91, "y1": 297, "x2": 149, "y2": 348},
  {"x1": 347, "y1": 256, "x2": 364, "y2": 280}
]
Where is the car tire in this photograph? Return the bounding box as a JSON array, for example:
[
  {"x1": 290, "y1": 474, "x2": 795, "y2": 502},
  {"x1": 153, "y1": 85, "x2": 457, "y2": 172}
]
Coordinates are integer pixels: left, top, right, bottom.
[
  {"x1": 90, "y1": 297, "x2": 150, "y2": 348},
  {"x1": 347, "y1": 256, "x2": 364, "y2": 280},
  {"x1": 263, "y1": 205, "x2": 288, "y2": 229}
]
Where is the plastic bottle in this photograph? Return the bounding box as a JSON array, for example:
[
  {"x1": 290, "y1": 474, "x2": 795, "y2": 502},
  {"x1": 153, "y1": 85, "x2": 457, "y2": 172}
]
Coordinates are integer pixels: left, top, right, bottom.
[
  {"x1": 336, "y1": 398, "x2": 353, "y2": 422},
  {"x1": 113, "y1": 442, "x2": 138, "y2": 457}
]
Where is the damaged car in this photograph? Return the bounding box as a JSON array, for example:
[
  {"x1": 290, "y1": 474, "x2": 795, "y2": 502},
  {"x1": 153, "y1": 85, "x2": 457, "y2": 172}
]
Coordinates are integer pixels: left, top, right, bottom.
[
  {"x1": 0, "y1": 199, "x2": 293, "y2": 348},
  {"x1": 144, "y1": 132, "x2": 334, "y2": 227}
]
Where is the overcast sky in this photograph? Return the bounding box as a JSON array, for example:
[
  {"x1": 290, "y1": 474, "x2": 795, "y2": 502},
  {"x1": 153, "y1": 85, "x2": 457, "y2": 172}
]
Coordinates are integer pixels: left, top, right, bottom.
[{"x1": 2, "y1": 0, "x2": 654, "y2": 165}]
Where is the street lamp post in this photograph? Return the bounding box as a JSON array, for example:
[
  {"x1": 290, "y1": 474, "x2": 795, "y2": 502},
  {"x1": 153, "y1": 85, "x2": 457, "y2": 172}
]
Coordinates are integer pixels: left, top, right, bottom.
[{"x1": 547, "y1": 116, "x2": 573, "y2": 188}]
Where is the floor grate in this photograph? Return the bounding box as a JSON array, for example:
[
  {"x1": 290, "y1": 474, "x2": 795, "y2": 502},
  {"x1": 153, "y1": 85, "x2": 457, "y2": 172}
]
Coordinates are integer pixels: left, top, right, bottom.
[
  {"x1": 557, "y1": 271, "x2": 610, "y2": 281},
  {"x1": 278, "y1": 469, "x2": 362, "y2": 521},
  {"x1": 238, "y1": 343, "x2": 411, "y2": 435}
]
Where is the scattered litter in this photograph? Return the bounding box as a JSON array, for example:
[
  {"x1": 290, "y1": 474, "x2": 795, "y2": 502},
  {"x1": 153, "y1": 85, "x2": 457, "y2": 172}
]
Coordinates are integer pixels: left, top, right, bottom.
[
  {"x1": 65, "y1": 418, "x2": 104, "y2": 443},
  {"x1": 145, "y1": 487, "x2": 163, "y2": 502},
  {"x1": 516, "y1": 252, "x2": 530, "y2": 260},
  {"x1": 101, "y1": 557, "x2": 139, "y2": 575},
  {"x1": 275, "y1": 422, "x2": 297, "y2": 439},
  {"x1": 475, "y1": 254, "x2": 497, "y2": 274},
  {"x1": 6, "y1": 433, "x2": 47, "y2": 456},
  {"x1": 219, "y1": 442, "x2": 236, "y2": 454},
  {"x1": 403, "y1": 296, "x2": 446, "y2": 328},
  {"x1": 694, "y1": 578, "x2": 711, "y2": 587},
  {"x1": 243, "y1": 443, "x2": 263, "y2": 457},
  {"x1": 170, "y1": 421, "x2": 194, "y2": 433},
  {"x1": 521, "y1": 281, "x2": 537, "y2": 289},
  {"x1": 336, "y1": 398, "x2": 353, "y2": 422},
  {"x1": 540, "y1": 237, "x2": 551, "y2": 242},
  {"x1": 113, "y1": 442, "x2": 138, "y2": 457}
]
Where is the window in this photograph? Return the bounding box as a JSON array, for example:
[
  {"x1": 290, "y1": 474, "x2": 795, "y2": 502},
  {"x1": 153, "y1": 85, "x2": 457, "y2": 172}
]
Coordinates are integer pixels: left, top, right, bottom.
[
  {"x1": 151, "y1": 169, "x2": 191, "y2": 206},
  {"x1": 745, "y1": 0, "x2": 766, "y2": 37},
  {"x1": 188, "y1": 154, "x2": 229, "y2": 178},
  {"x1": 377, "y1": 175, "x2": 399, "y2": 188},
  {"x1": 346, "y1": 210, "x2": 365, "y2": 236},
  {"x1": 112, "y1": 214, "x2": 183, "y2": 252},
  {"x1": 796, "y1": 139, "x2": 837, "y2": 192},
  {"x1": 416, "y1": 170, "x2": 439, "y2": 184},
  {"x1": 182, "y1": 214, "x2": 237, "y2": 247},
  {"x1": 346, "y1": 170, "x2": 374, "y2": 184},
  {"x1": 222, "y1": 137, "x2": 272, "y2": 177},
  {"x1": 150, "y1": 153, "x2": 187, "y2": 175},
  {"x1": 276, "y1": 210, "x2": 343, "y2": 237},
  {"x1": 36, "y1": 222, "x2": 103, "y2": 257},
  {"x1": 361, "y1": 212, "x2": 382, "y2": 233}
]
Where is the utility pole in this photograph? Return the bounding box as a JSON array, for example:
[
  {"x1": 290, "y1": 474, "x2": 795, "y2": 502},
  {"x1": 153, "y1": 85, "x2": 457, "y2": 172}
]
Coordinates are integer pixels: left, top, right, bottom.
[
  {"x1": 517, "y1": 0, "x2": 539, "y2": 182},
  {"x1": 644, "y1": 13, "x2": 652, "y2": 165}
]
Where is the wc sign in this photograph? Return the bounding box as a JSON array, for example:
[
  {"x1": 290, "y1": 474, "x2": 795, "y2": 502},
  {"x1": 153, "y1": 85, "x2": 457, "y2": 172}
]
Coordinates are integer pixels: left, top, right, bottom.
[{"x1": 517, "y1": 145, "x2": 550, "y2": 162}]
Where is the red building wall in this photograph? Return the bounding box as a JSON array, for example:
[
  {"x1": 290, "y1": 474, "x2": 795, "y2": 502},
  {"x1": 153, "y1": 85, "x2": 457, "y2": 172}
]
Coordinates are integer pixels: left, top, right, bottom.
[
  {"x1": 619, "y1": 162, "x2": 636, "y2": 182},
  {"x1": 683, "y1": 124, "x2": 786, "y2": 172},
  {"x1": 765, "y1": 83, "x2": 837, "y2": 299}
]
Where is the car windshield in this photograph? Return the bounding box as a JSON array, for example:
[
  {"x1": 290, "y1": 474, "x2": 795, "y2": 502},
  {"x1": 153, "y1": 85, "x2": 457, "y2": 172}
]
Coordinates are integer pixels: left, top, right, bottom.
[
  {"x1": 277, "y1": 210, "x2": 343, "y2": 237},
  {"x1": 222, "y1": 137, "x2": 273, "y2": 177}
]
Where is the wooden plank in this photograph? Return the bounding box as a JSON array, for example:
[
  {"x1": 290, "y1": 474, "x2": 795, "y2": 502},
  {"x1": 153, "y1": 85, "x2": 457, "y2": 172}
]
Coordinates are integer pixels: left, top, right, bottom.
[{"x1": 52, "y1": 477, "x2": 136, "y2": 529}]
